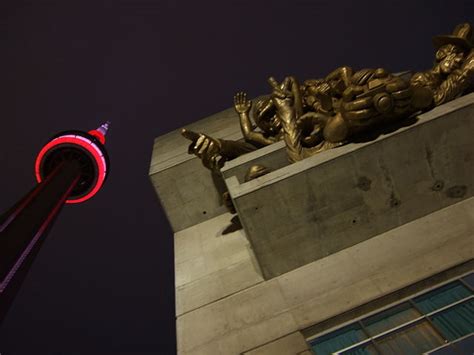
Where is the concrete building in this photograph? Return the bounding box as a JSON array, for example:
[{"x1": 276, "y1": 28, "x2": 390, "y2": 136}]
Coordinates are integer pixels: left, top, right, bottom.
[{"x1": 149, "y1": 93, "x2": 474, "y2": 354}]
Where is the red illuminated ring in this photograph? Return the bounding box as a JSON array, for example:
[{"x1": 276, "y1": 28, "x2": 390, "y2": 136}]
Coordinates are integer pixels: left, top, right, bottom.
[
  {"x1": 35, "y1": 135, "x2": 107, "y2": 204},
  {"x1": 88, "y1": 130, "x2": 105, "y2": 145}
]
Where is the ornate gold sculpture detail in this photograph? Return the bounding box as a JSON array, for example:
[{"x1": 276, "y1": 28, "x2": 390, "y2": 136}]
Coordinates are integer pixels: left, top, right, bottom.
[
  {"x1": 271, "y1": 23, "x2": 474, "y2": 162},
  {"x1": 181, "y1": 92, "x2": 282, "y2": 172},
  {"x1": 411, "y1": 23, "x2": 474, "y2": 106},
  {"x1": 183, "y1": 23, "x2": 474, "y2": 167}
]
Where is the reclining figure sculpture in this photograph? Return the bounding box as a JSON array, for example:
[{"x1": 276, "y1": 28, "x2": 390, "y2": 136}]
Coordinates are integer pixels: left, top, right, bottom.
[{"x1": 183, "y1": 23, "x2": 474, "y2": 167}]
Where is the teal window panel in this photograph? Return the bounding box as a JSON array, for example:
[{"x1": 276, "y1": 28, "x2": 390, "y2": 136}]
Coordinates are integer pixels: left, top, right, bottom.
[
  {"x1": 310, "y1": 323, "x2": 367, "y2": 355},
  {"x1": 413, "y1": 282, "x2": 472, "y2": 314},
  {"x1": 431, "y1": 299, "x2": 474, "y2": 341}
]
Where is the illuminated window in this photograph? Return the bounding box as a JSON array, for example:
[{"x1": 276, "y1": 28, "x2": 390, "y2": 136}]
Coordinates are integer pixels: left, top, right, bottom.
[{"x1": 308, "y1": 273, "x2": 474, "y2": 355}]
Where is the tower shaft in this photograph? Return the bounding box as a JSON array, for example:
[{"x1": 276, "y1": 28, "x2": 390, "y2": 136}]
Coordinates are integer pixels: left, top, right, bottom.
[
  {"x1": 0, "y1": 159, "x2": 81, "y2": 323},
  {"x1": 0, "y1": 121, "x2": 111, "y2": 326}
]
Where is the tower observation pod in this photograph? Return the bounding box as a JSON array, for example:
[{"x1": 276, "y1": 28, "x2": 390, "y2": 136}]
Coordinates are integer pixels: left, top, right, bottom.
[{"x1": 0, "y1": 122, "x2": 111, "y2": 324}]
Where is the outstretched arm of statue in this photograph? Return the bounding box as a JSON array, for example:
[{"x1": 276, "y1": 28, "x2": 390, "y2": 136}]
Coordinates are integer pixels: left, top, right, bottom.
[
  {"x1": 434, "y1": 49, "x2": 474, "y2": 105},
  {"x1": 268, "y1": 76, "x2": 303, "y2": 162},
  {"x1": 181, "y1": 128, "x2": 256, "y2": 172},
  {"x1": 233, "y1": 92, "x2": 277, "y2": 146},
  {"x1": 182, "y1": 129, "x2": 224, "y2": 171}
]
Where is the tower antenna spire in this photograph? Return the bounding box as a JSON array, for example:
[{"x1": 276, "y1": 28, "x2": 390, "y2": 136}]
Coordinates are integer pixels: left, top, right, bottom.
[
  {"x1": 97, "y1": 121, "x2": 111, "y2": 136},
  {"x1": 88, "y1": 121, "x2": 111, "y2": 145}
]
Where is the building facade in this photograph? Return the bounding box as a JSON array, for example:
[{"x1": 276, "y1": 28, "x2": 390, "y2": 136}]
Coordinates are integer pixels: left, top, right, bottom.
[{"x1": 149, "y1": 94, "x2": 474, "y2": 354}]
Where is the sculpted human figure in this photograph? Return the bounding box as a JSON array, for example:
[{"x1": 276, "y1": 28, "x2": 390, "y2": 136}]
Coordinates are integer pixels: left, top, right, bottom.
[
  {"x1": 269, "y1": 68, "x2": 415, "y2": 162},
  {"x1": 233, "y1": 92, "x2": 283, "y2": 147},
  {"x1": 183, "y1": 22, "x2": 473, "y2": 167},
  {"x1": 181, "y1": 92, "x2": 286, "y2": 172},
  {"x1": 183, "y1": 68, "x2": 413, "y2": 166},
  {"x1": 183, "y1": 66, "x2": 405, "y2": 167},
  {"x1": 272, "y1": 23, "x2": 474, "y2": 162},
  {"x1": 410, "y1": 23, "x2": 474, "y2": 106},
  {"x1": 336, "y1": 23, "x2": 473, "y2": 131}
]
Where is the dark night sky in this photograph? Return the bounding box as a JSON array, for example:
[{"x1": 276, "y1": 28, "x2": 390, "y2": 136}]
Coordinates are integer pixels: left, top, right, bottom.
[{"x1": 0, "y1": 1, "x2": 472, "y2": 354}]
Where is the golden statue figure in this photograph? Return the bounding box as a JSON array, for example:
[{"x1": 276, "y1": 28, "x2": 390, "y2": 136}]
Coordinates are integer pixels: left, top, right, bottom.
[
  {"x1": 233, "y1": 93, "x2": 283, "y2": 147},
  {"x1": 271, "y1": 23, "x2": 474, "y2": 162},
  {"x1": 411, "y1": 23, "x2": 474, "y2": 106},
  {"x1": 181, "y1": 128, "x2": 257, "y2": 172},
  {"x1": 183, "y1": 23, "x2": 474, "y2": 167},
  {"x1": 268, "y1": 70, "x2": 417, "y2": 162},
  {"x1": 181, "y1": 93, "x2": 284, "y2": 172}
]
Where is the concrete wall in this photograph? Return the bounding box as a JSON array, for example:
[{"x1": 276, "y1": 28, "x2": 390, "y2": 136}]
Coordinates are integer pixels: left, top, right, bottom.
[
  {"x1": 226, "y1": 93, "x2": 474, "y2": 279},
  {"x1": 174, "y1": 212, "x2": 263, "y2": 317},
  {"x1": 149, "y1": 106, "x2": 243, "y2": 232},
  {"x1": 150, "y1": 89, "x2": 474, "y2": 354},
  {"x1": 149, "y1": 95, "x2": 280, "y2": 232},
  {"x1": 176, "y1": 197, "x2": 474, "y2": 354}
]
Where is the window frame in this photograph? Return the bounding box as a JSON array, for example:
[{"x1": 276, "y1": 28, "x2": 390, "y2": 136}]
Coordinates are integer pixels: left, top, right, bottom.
[{"x1": 307, "y1": 271, "x2": 474, "y2": 355}]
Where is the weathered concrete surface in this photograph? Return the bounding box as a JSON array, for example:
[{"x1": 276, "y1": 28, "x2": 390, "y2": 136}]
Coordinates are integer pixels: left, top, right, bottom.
[
  {"x1": 150, "y1": 157, "x2": 230, "y2": 233},
  {"x1": 149, "y1": 106, "x2": 243, "y2": 232},
  {"x1": 149, "y1": 95, "x2": 276, "y2": 232},
  {"x1": 227, "y1": 93, "x2": 474, "y2": 278},
  {"x1": 176, "y1": 197, "x2": 474, "y2": 354},
  {"x1": 175, "y1": 212, "x2": 263, "y2": 316}
]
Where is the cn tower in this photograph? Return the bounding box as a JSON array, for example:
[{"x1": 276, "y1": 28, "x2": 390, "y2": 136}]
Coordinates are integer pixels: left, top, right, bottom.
[{"x1": 0, "y1": 122, "x2": 111, "y2": 324}]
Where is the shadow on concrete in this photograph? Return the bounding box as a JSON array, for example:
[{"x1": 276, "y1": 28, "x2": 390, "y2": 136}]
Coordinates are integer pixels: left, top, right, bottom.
[{"x1": 221, "y1": 215, "x2": 243, "y2": 235}]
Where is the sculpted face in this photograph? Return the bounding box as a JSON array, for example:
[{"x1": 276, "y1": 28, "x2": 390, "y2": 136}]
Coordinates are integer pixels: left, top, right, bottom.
[
  {"x1": 436, "y1": 44, "x2": 465, "y2": 74},
  {"x1": 254, "y1": 98, "x2": 281, "y2": 135}
]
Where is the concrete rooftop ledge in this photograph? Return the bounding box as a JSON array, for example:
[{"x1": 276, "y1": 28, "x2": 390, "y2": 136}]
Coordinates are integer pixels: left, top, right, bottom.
[
  {"x1": 227, "y1": 92, "x2": 474, "y2": 199},
  {"x1": 225, "y1": 93, "x2": 474, "y2": 278}
]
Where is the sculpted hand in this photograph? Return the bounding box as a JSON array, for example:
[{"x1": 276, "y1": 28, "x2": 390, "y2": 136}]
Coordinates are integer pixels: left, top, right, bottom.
[
  {"x1": 340, "y1": 85, "x2": 375, "y2": 125},
  {"x1": 385, "y1": 77, "x2": 414, "y2": 115},
  {"x1": 268, "y1": 76, "x2": 295, "y2": 122},
  {"x1": 234, "y1": 92, "x2": 252, "y2": 114},
  {"x1": 181, "y1": 129, "x2": 225, "y2": 171}
]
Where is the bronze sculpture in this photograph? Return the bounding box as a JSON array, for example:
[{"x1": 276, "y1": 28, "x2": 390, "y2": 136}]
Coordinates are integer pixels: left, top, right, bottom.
[
  {"x1": 273, "y1": 23, "x2": 474, "y2": 162},
  {"x1": 268, "y1": 71, "x2": 417, "y2": 162},
  {"x1": 181, "y1": 128, "x2": 256, "y2": 171},
  {"x1": 234, "y1": 92, "x2": 283, "y2": 147},
  {"x1": 411, "y1": 23, "x2": 474, "y2": 106},
  {"x1": 183, "y1": 23, "x2": 474, "y2": 166},
  {"x1": 181, "y1": 92, "x2": 284, "y2": 172}
]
